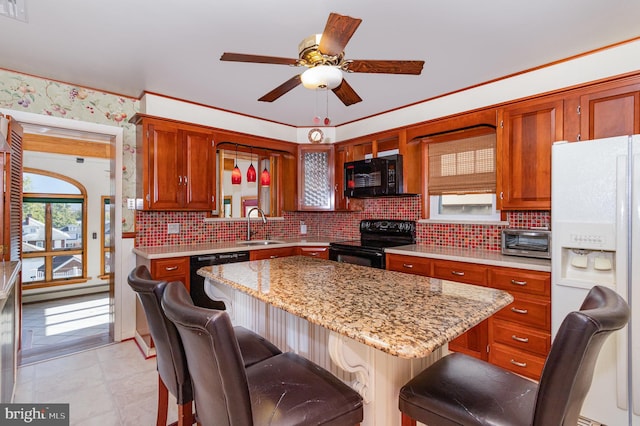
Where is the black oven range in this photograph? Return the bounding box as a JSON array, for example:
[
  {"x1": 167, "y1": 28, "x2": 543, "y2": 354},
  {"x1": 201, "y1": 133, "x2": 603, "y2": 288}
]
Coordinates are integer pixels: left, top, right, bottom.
[{"x1": 329, "y1": 219, "x2": 416, "y2": 269}]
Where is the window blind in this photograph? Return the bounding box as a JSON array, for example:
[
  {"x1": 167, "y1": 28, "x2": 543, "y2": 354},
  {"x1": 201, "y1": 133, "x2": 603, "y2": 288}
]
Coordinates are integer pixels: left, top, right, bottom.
[{"x1": 428, "y1": 133, "x2": 496, "y2": 195}]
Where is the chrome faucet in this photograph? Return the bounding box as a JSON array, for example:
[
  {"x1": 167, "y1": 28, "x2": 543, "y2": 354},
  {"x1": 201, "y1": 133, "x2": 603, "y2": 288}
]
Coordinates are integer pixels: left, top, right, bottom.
[{"x1": 247, "y1": 207, "x2": 267, "y2": 240}]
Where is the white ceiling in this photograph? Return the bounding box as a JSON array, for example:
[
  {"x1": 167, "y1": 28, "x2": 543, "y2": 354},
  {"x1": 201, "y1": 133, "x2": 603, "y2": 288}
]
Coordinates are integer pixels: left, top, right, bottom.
[{"x1": 1, "y1": 0, "x2": 639, "y2": 127}]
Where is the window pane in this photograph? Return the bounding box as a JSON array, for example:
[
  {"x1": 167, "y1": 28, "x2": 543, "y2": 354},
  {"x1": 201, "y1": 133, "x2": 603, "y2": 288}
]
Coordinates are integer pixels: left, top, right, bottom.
[
  {"x1": 52, "y1": 254, "x2": 83, "y2": 279},
  {"x1": 22, "y1": 257, "x2": 45, "y2": 283},
  {"x1": 22, "y1": 202, "x2": 46, "y2": 253},
  {"x1": 104, "y1": 201, "x2": 111, "y2": 247},
  {"x1": 439, "y1": 194, "x2": 494, "y2": 215},
  {"x1": 104, "y1": 250, "x2": 111, "y2": 274},
  {"x1": 23, "y1": 173, "x2": 81, "y2": 194},
  {"x1": 53, "y1": 203, "x2": 83, "y2": 250}
]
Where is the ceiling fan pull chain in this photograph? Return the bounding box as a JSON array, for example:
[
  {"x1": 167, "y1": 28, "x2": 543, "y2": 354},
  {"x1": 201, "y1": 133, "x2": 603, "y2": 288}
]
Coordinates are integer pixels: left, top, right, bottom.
[{"x1": 324, "y1": 88, "x2": 331, "y2": 126}]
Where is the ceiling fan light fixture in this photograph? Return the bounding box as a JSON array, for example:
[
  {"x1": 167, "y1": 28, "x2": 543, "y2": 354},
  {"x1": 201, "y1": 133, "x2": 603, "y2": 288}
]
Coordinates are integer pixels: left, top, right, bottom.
[{"x1": 301, "y1": 65, "x2": 342, "y2": 90}]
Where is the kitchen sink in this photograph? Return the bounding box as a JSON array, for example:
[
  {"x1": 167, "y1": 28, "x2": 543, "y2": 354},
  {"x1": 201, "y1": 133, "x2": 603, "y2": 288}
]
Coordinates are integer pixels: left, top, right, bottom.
[{"x1": 237, "y1": 240, "x2": 284, "y2": 246}]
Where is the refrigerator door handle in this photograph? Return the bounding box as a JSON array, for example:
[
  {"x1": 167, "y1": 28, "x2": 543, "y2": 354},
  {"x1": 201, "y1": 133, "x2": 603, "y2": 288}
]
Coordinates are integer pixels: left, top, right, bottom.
[
  {"x1": 615, "y1": 154, "x2": 630, "y2": 411},
  {"x1": 632, "y1": 147, "x2": 640, "y2": 416}
]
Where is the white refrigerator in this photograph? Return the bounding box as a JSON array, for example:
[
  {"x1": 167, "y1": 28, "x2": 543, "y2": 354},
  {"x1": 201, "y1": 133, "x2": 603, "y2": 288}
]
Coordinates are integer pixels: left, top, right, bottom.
[{"x1": 552, "y1": 135, "x2": 639, "y2": 426}]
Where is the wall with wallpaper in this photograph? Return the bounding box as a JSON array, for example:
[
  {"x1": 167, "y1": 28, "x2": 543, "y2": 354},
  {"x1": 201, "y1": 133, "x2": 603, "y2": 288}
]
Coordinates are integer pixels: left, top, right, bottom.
[{"x1": 0, "y1": 69, "x2": 140, "y2": 233}]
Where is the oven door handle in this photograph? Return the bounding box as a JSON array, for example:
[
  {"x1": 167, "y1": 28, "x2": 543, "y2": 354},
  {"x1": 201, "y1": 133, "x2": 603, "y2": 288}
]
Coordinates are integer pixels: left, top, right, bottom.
[{"x1": 329, "y1": 246, "x2": 384, "y2": 257}]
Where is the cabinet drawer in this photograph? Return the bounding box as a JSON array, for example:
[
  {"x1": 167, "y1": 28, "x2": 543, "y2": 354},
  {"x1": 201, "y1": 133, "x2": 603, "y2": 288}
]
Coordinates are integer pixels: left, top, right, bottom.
[
  {"x1": 495, "y1": 294, "x2": 550, "y2": 330},
  {"x1": 297, "y1": 247, "x2": 329, "y2": 259},
  {"x1": 151, "y1": 257, "x2": 189, "y2": 279},
  {"x1": 386, "y1": 254, "x2": 431, "y2": 276},
  {"x1": 490, "y1": 318, "x2": 551, "y2": 357},
  {"x1": 489, "y1": 342, "x2": 546, "y2": 380},
  {"x1": 490, "y1": 268, "x2": 550, "y2": 297},
  {"x1": 431, "y1": 260, "x2": 487, "y2": 285},
  {"x1": 250, "y1": 247, "x2": 296, "y2": 260}
]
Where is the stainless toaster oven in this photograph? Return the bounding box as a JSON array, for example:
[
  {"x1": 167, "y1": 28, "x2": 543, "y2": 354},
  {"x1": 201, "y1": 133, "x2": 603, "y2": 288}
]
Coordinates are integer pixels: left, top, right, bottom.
[{"x1": 501, "y1": 229, "x2": 551, "y2": 259}]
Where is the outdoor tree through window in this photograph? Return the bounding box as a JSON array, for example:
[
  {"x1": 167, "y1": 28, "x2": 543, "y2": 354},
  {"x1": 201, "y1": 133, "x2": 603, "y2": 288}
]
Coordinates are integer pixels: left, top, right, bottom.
[{"x1": 22, "y1": 171, "x2": 87, "y2": 287}]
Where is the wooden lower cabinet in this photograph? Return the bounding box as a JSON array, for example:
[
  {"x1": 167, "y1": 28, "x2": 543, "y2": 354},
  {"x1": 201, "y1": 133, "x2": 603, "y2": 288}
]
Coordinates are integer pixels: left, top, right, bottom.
[
  {"x1": 386, "y1": 253, "x2": 551, "y2": 379},
  {"x1": 150, "y1": 256, "x2": 190, "y2": 290},
  {"x1": 250, "y1": 246, "x2": 297, "y2": 260},
  {"x1": 488, "y1": 267, "x2": 551, "y2": 380},
  {"x1": 297, "y1": 246, "x2": 329, "y2": 259},
  {"x1": 386, "y1": 253, "x2": 431, "y2": 276}
]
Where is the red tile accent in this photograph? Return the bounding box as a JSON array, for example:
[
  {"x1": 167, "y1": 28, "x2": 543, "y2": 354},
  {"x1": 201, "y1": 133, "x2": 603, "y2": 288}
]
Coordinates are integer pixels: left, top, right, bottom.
[{"x1": 134, "y1": 200, "x2": 549, "y2": 253}]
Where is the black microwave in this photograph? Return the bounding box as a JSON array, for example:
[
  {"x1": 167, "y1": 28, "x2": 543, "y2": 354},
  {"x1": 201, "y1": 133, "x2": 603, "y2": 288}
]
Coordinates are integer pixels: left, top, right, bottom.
[{"x1": 344, "y1": 155, "x2": 403, "y2": 197}]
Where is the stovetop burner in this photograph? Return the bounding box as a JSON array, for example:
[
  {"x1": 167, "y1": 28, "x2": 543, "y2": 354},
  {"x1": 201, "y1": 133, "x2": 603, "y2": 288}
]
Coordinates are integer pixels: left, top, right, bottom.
[{"x1": 330, "y1": 219, "x2": 416, "y2": 251}]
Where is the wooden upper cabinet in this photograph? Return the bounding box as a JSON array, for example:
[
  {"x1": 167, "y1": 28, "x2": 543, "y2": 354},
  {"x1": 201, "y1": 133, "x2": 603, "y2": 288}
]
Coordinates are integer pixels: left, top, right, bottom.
[
  {"x1": 133, "y1": 115, "x2": 215, "y2": 211},
  {"x1": 298, "y1": 144, "x2": 335, "y2": 211},
  {"x1": 579, "y1": 82, "x2": 640, "y2": 140},
  {"x1": 497, "y1": 98, "x2": 563, "y2": 210}
]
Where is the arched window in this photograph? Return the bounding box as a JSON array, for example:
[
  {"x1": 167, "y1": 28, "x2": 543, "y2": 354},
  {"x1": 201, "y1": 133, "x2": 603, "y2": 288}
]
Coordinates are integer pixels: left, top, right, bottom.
[{"x1": 22, "y1": 169, "x2": 87, "y2": 287}]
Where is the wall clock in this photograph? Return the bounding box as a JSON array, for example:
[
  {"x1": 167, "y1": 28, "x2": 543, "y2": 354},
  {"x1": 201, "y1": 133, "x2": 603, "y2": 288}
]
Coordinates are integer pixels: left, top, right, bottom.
[{"x1": 308, "y1": 128, "x2": 324, "y2": 143}]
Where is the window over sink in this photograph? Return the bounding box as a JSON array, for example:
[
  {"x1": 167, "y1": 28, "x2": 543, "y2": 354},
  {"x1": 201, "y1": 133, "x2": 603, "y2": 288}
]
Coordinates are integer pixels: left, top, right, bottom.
[{"x1": 426, "y1": 129, "x2": 500, "y2": 222}]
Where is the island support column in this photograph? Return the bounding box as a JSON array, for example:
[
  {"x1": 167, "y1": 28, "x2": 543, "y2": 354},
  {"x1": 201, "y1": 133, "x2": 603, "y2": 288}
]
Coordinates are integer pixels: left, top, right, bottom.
[{"x1": 207, "y1": 278, "x2": 441, "y2": 426}]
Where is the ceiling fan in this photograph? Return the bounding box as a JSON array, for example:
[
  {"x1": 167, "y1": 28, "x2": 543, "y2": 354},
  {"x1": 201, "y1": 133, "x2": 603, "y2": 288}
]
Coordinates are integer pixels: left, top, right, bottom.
[{"x1": 220, "y1": 13, "x2": 425, "y2": 106}]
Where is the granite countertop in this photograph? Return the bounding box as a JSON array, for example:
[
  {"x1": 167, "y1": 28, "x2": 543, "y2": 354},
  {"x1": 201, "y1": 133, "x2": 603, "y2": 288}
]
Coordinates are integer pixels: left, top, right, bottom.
[
  {"x1": 199, "y1": 256, "x2": 514, "y2": 359},
  {"x1": 0, "y1": 261, "x2": 21, "y2": 300},
  {"x1": 386, "y1": 245, "x2": 551, "y2": 272},
  {"x1": 134, "y1": 239, "x2": 551, "y2": 272},
  {"x1": 132, "y1": 237, "x2": 332, "y2": 259}
]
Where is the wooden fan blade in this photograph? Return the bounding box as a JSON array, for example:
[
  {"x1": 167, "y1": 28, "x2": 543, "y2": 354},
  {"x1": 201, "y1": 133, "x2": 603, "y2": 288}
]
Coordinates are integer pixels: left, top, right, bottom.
[
  {"x1": 220, "y1": 52, "x2": 298, "y2": 66},
  {"x1": 332, "y1": 79, "x2": 362, "y2": 106},
  {"x1": 318, "y1": 13, "x2": 362, "y2": 57},
  {"x1": 347, "y1": 60, "x2": 425, "y2": 75},
  {"x1": 258, "y1": 75, "x2": 302, "y2": 102}
]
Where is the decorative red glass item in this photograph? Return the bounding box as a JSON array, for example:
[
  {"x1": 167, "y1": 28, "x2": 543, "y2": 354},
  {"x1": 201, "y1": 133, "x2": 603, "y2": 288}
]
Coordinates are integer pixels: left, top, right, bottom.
[
  {"x1": 260, "y1": 167, "x2": 271, "y2": 186},
  {"x1": 231, "y1": 165, "x2": 242, "y2": 185},
  {"x1": 247, "y1": 163, "x2": 257, "y2": 182}
]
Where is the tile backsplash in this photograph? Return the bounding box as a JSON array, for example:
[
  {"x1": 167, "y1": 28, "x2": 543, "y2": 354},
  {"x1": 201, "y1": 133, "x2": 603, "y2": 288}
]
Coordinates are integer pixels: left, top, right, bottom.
[{"x1": 135, "y1": 196, "x2": 550, "y2": 252}]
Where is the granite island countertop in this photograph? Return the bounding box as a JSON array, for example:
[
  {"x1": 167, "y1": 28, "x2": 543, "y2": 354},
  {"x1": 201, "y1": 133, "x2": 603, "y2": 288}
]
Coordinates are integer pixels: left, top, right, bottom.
[{"x1": 199, "y1": 256, "x2": 514, "y2": 359}]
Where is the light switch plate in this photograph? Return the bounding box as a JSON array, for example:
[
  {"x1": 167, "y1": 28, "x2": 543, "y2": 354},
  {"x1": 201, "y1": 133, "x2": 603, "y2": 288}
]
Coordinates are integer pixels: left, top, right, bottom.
[{"x1": 167, "y1": 223, "x2": 180, "y2": 234}]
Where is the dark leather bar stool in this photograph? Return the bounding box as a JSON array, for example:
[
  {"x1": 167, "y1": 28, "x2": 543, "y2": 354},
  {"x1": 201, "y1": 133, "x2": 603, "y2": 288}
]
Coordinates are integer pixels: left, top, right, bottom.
[
  {"x1": 399, "y1": 285, "x2": 630, "y2": 426},
  {"x1": 161, "y1": 280, "x2": 364, "y2": 426},
  {"x1": 128, "y1": 266, "x2": 282, "y2": 426}
]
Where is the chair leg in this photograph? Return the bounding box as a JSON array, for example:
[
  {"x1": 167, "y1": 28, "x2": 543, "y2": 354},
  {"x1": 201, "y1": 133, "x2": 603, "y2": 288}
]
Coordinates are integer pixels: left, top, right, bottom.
[
  {"x1": 157, "y1": 375, "x2": 169, "y2": 426},
  {"x1": 177, "y1": 401, "x2": 194, "y2": 426},
  {"x1": 401, "y1": 413, "x2": 417, "y2": 426}
]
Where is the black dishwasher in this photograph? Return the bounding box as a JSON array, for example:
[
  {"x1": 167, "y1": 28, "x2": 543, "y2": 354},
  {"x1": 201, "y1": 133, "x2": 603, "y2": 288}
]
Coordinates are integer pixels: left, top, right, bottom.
[{"x1": 190, "y1": 251, "x2": 250, "y2": 309}]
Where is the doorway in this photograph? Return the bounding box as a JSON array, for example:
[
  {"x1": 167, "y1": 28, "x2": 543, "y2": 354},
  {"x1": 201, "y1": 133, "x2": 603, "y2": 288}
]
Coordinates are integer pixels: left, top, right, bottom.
[{"x1": 5, "y1": 110, "x2": 126, "y2": 365}]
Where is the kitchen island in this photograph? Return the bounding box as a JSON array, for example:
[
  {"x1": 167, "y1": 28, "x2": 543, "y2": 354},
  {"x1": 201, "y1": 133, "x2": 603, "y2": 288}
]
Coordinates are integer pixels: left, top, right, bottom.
[{"x1": 199, "y1": 256, "x2": 513, "y2": 426}]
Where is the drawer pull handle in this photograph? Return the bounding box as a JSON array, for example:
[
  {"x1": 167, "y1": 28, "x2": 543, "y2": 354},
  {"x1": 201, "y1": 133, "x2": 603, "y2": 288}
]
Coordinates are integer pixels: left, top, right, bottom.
[
  {"x1": 403, "y1": 263, "x2": 414, "y2": 269},
  {"x1": 511, "y1": 335, "x2": 529, "y2": 343},
  {"x1": 451, "y1": 270, "x2": 465, "y2": 276},
  {"x1": 310, "y1": 252, "x2": 319, "y2": 256},
  {"x1": 511, "y1": 279, "x2": 527, "y2": 286},
  {"x1": 510, "y1": 359, "x2": 527, "y2": 368},
  {"x1": 270, "y1": 255, "x2": 279, "y2": 259},
  {"x1": 511, "y1": 307, "x2": 528, "y2": 314},
  {"x1": 165, "y1": 266, "x2": 178, "y2": 271}
]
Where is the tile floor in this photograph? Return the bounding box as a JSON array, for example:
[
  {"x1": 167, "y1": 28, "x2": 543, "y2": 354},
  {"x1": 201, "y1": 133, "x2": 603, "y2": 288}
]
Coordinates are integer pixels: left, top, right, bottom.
[
  {"x1": 14, "y1": 339, "x2": 173, "y2": 425},
  {"x1": 21, "y1": 292, "x2": 112, "y2": 365}
]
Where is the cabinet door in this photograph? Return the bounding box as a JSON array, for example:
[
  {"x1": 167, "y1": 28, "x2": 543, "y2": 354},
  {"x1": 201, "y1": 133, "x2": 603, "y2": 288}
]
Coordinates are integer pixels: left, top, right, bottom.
[
  {"x1": 579, "y1": 83, "x2": 640, "y2": 140},
  {"x1": 298, "y1": 145, "x2": 334, "y2": 211},
  {"x1": 498, "y1": 99, "x2": 563, "y2": 210},
  {"x1": 146, "y1": 121, "x2": 183, "y2": 210},
  {"x1": 182, "y1": 129, "x2": 214, "y2": 209}
]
